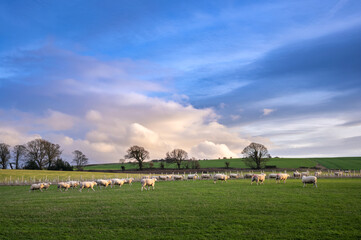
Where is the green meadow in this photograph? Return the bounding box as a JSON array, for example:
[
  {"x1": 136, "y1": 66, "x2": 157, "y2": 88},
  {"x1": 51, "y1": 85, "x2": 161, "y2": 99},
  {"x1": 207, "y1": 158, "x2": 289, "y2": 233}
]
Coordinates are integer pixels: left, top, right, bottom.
[{"x1": 0, "y1": 178, "x2": 360, "y2": 240}]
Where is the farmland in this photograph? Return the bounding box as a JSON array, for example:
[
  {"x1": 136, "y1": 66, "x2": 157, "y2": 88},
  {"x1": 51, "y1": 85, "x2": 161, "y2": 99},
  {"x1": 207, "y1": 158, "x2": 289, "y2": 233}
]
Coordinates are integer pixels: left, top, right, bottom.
[
  {"x1": 0, "y1": 178, "x2": 360, "y2": 240},
  {"x1": 84, "y1": 157, "x2": 361, "y2": 171}
]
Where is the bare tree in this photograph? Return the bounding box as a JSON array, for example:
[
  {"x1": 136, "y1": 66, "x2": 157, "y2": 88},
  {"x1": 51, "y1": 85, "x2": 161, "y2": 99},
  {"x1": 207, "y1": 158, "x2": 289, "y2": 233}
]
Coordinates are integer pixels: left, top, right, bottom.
[
  {"x1": 26, "y1": 139, "x2": 47, "y2": 170},
  {"x1": 166, "y1": 149, "x2": 188, "y2": 169},
  {"x1": 12, "y1": 144, "x2": 27, "y2": 169},
  {"x1": 43, "y1": 141, "x2": 62, "y2": 169},
  {"x1": 124, "y1": 145, "x2": 149, "y2": 170},
  {"x1": 72, "y1": 150, "x2": 88, "y2": 170},
  {"x1": 0, "y1": 143, "x2": 11, "y2": 169},
  {"x1": 242, "y1": 142, "x2": 270, "y2": 169}
]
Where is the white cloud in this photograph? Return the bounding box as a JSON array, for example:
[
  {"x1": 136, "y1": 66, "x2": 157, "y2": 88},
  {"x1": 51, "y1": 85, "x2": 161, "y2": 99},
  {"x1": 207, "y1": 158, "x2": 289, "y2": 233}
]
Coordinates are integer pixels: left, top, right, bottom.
[
  {"x1": 263, "y1": 108, "x2": 275, "y2": 116},
  {"x1": 38, "y1": 109, "x2": 76, "y2": 131},
  {"x1": 190, "y1": 141, "x2": 237, "y2": 159}
]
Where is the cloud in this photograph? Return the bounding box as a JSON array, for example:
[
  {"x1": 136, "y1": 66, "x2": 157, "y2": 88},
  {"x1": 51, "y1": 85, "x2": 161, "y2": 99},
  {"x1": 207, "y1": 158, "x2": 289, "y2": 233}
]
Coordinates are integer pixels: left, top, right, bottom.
[
  {"x1": 263, "y1": 108, "x2": 275, "y2": 116},
  {"x1": 190, "y1": 141, "x2": 237, "y2": 159},
  {"x1": 38, "y1": 109, "x2": 76, "y2": 131}
]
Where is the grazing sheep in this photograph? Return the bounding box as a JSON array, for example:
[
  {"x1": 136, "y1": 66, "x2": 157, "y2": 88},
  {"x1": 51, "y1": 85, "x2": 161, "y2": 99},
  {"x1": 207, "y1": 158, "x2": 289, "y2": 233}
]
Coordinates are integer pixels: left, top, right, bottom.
[
  {"x1": 293, "y1": 171, "x2": 301, "y2": 178},
  {"x1": 268, "y1": 173, "x2": 278, "y2": 179},
  {"x1": 151, "y1": 176, "x2": 159, "y2": 180},
  {"x1": 276, "y1": 173, "x2": 289, "y2": 183},
  {"x1": 67, "y1": 181, "x2": 79, "y2": 189},
  {"x1": 302, "y1": 176, "x2": 317, "y2": 187},
  {"x1": 96, "y1": 179, "x2": 111, "y2": 188},
  {"x1": 334, "y1": 171, "x2": 343, "y2": 177},
  {"x1": 213, "y1": 174, "x2": 228, "y2": 183},
  {"x1": 244, "y1": 173, "x2": 254, "y2": 178},
  {"x1": 158, "y1": 175, "x2": 168, "y2": 181},
  {"x1": 57, "y1": 182, "x2": 70, "y2": 192},
  {"x1": 301, "y1": 171, "x2": 309, "y2": 177},
  {"x1": 187, "y1": 174, "x2": 198, "y2": 180},
  {"x1": 141, "y1": 178, "x2": 157, "y2": 191},
  {"x1": 79, "y1": 181, "x2": 97, "y2": 192},
  {"x1": 111, "y1": 178, "x2": 125, "y2": 188},
  {"x1": 29, "y1": 183, "x2": 44, "y2": 192},
  {"x1": 42, "y1": 182, "x2": 51, "y2": 190},
  {"x1": 251, "y1": 174, "x2": 265, "y2": 185},
  {"x1": 315, "y1": 171, "x2": 322, "y2": 177},
  {"x1": 124, "y1": 178, "x2": 133, "y2": 185},
  {"x1": 172, "y1": 175, "x2": 184, "y2": 180},
  {"x1": 230, "y1": 173, "x2": 241, "y2": 179},
  {"x1": 201, "y1": 173, "x2": 212, "y2": 179}
]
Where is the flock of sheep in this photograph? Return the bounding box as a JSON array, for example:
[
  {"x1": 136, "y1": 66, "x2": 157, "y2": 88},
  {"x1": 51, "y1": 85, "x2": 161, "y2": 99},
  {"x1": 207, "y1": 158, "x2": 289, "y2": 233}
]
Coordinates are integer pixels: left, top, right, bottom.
[{"x1": 29, "y1": 170, "x2": 322, "y2": 192}]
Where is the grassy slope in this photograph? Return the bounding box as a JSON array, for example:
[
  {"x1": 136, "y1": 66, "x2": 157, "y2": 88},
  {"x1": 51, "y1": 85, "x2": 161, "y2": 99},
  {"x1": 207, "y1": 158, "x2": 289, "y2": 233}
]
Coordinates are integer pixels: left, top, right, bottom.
[
  {"x1": 84, "y1": 157, "x2": 361, "y2": 171},
  {"x1": 0, "y1": 179, "x2": 360, "y2": 240}
]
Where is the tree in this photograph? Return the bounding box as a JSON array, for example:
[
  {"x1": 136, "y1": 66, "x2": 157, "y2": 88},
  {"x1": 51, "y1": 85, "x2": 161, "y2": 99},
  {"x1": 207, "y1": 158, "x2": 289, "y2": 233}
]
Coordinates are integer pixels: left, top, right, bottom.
[
  {"x1": 124, "y1": 145, "x2": 149, "y2": 170},
  {"x1": 165, "y1": 149, "x2": 188, "y2": 170},
  {"x1": 12, "y1": 145, "x2": 27, "y2": 169},
  {"x1": 242, "y1": 142, "x2": 270, "y2": 169},
  {"x1": 25, "y1": 139, "x2": 62, "y2": 170},
  {"x1": 43, "y1": 141, "x2": 62, "y2": 169},
  {"x1": 0, "y1": 143, "x2": 11, "y2": 169},
  {"x1": 72, "y1": 150, "x2": 88, "y2": 170},
  {"x1": 48, "y1": 158, "x2": 73, "y2": 171}
]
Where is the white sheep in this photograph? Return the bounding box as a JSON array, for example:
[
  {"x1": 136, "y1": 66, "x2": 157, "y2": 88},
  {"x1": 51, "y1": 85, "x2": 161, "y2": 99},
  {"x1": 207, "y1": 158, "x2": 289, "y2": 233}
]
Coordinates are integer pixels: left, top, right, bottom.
[
  {"x1": 315, "y1": 171, "x2": 322, "y2": 177},
  {"x1": 111, "y1": 178, "x2": 125, "y2": 188},
  {"x1": 229, "y1": 173, "x2": 241, "y2": 179},
  {"x1": 334, "y1": 171, "x2": 343, "y2": 177},
  {"x1": 244, "y1": 173, "x2": 254, "y2": 178},
  {"x1": 96, "y1": 179, "x2": 111, "y2": 188},
  {"x1": 268, "y1": 173, "x2": 278, "y2": 179},
  {"x1": 275, "y1": 173, "x2": 289, "y2": 183},
  {"x1": 57, "y1": 182, "x2": 70, "y2": 191},
  {"x1": 187, "y1": 174, "x2": 198, "y2": 180},
  {"x1": 141, "y1": 178, "x2": 157, "y2": 191},
  {"x1": 293, "y1": 171, "x2": 301, "y2": 178},
  {"x1": 213, "y1": 174, "x2": 228, "y2": 183},
  {"x1": 29, "y1": 183, "x2": 44, "y2": 192},
  {"x1": 301, "y1": 171, "x2": 309, "y2": 177},
  {"x1": 251, "y1": 174, "x2": 265, "y2": 185},
  {"x1": 302, "y1": 176, "x2": 317, "y2": 187},
  {"x1": 79, "y1": 181, "x2": 97, "y2": 192},
  {"x1": 67, "y1": 181, "x2": 80, "y2": 189},
  {"x1": 124, "y1": 178, "x2": 133, "y2": 185},
  {"x1": 172, "y1": 175, "x2": 184, "y2": 180},
  {"x1": 201, "y1": 173, "x2": 212, "y2": 179},
  {"x1": 158, "y1": 175, "x2": 168, "y2": 181}
]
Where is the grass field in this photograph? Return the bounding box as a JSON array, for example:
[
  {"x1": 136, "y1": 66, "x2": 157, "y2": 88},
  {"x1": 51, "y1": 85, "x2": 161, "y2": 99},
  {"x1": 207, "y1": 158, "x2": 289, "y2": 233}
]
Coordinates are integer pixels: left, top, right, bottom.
[
  {"x1": 0, "y1": 178, "x2": 360, "y2": 239},
  {"x1": 84, "y1": 157, "x2": 361, "y2": 171}
]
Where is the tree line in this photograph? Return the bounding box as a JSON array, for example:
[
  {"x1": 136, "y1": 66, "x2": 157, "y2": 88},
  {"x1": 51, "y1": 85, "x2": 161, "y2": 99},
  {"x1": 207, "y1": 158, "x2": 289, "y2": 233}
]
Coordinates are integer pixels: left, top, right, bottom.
[{"x1": 0, "y1": 139, "x2": 88, "y2": 171}]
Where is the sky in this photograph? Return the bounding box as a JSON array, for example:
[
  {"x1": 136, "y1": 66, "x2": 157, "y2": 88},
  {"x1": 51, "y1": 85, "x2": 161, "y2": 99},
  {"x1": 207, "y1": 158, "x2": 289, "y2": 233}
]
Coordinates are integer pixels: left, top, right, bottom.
[{"x1": 1, "y1": 0, "x2": 361, "y2": 163}]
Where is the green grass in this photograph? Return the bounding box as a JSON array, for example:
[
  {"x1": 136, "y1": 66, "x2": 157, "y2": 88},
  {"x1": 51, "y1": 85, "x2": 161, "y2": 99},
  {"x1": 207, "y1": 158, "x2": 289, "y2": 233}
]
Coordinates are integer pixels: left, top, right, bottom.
[
  {"x1": 84, "y1": 157, "x2": 361, "y2": 171},
  {"x1": 0, "y1": 179, "x2": 360, "y2": 239}
]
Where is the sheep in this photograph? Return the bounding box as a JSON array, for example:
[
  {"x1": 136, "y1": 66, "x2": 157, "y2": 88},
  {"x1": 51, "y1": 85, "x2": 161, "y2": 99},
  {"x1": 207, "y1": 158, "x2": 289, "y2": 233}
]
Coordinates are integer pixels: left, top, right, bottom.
[
  {"x1": 172, "y1": 175, "x2": 184, "y2": 180},
  {"x1": 187, "y1": 174, "x2": 198, "y2": 180},
  {"x1": 301, "y1": 171, "x2": 309, "y2": 177},
  {"x1": 268, "y1": 173, "x2": 278, "y2": 179},
  {"x1": 251, "y1": 174, "x2": 265, "y2": 185},
  {"x1": 229, "y1": 173, "x2": 241, "y2": 179},
  {"x1": 315, "y1": 171, "x2": 322, "y2": 177},
  {"x1": 57, "y1": 182, "x2": 70, "y2": 192},
  {"x1": 158, "y1": 175, "x2": 168, "y2": 181},
  {"x1": 67, "y1": 181, "x2": 79, "y2": 189},
  {"x1": 29, "y1": 183, "x2": 44, "y2": 192},
  {"x1": 201, "y1": 173, "x2": 212, "y2": 179},
  {"x1": 79, "y1": 181, "x2": 97, "y2": 192},
  {"x1": 42, "y1": 182, "x2": 51, "y2": 190},
  {"x1": 293, "y1": 171, "x2": 301, "y2": 178},
  {"x1": 213, "y1": 174, "x2": 228, "y2": 183},
  {"x1": 275, "y1": 173, "x2": 289, "y2": 183},
  {"x1": 244, "y1": 173, "x2": 254, "y2": 178},
  {"x1": 141, "y1": 178, "x2": 157, "y2": 191},
  {"x1": 124, "y1": 178, "x2": 133, "y2": 185},
  {"x1": 334, "y1": 171, "x2": 343, "y2": 177},
  {"x1": 96, "y1": 179, "x2": 111, "y2": 188},
  {"x1": 111, "y1": 178, "x2": 125, "y2": 188},
  {"x1": 151, "y1": 176, "x2": 159, "y2": 180},
  {"x1": 302, "y1": 176, "x2": 317, "y2": 187}
]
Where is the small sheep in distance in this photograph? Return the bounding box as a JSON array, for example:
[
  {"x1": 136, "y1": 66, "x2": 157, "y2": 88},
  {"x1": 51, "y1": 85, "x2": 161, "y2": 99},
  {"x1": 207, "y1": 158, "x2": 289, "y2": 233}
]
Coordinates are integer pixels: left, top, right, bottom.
[
  {"x1": 187, "y1": 174, "x2": 198, "y2": 180},
  {"x1": 213, "y1": 174, "x2": 228, "y2": 183},
  {"x1": 58, "y1": 182, "x2": 70, "y2": 192},
  {"x1": 334, "y1": 171, "x2": 343, "y2": 177},
  {"x1": 96, "y1": 179, "x2": 111, "y2": 188},
  {"x1": 268, "y1": 173, "x2": 278, "y2": 179},
  {"x1": 124, "y1": 178, "x2": 133, "y2": 185},
  {"x1": 315, "y1": 171, "x2": 322, "y2": 177},
  {"x1": 302, "y1": 176, "x2": 317, "y2": 188},
  {"x1": 229, "y1": 173, "x2": 241, "y2": 179},
  {"x1": 111, "y1": 178, "x2": 125, "y2": 188},
  {"x1": 141, "y1": 178, "x2": 157, "y2": 191},
  {"x1": 68, "y1": 181, "x2": 79, "y2": 189},
  {"x1": 201, "y1": 173, "x2": 212, "y2": 179},
  {"x1": 251, "y1": 174, "x2": 265, "y2": 185},
  {"x1": 29, "y1": 183, "x2": 44, "y2": 192},
  {"x1": 276, "y1": 173, "x2": 290, "y2": 183},
  {"x1": 301, "y1": 171, "x2": 309, "y2": 177},
  {"x1": 42, "y1": 182, "x2": 51, "y2": 190},
  {"x1": 172, "y1": 175, "x2": 184, "y2": 180},
  {"x1": 293, "y1": 171, "x2": 301, "y2": 178},
  {"x1": 79, "y1": 181, "x2": 97, "y2": 192}
]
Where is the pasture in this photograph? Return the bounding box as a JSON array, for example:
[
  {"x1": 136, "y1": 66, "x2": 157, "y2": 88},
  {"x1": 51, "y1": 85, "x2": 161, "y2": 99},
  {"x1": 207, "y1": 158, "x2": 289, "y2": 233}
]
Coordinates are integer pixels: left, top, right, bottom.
[
  {"x1": 84, "y1": 157, "x2": 361, "y2": 171},
  {"x1": 0, "y1": 178, "x2": 360, "y2": 240}
]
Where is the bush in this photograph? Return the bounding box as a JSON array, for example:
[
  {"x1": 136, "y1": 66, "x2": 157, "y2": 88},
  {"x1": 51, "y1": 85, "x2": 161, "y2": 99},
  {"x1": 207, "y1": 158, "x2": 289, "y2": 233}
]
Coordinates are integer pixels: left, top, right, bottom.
[
  {"x1": 225, "y1": 161, "x2": 230, "y2": 169},
  {"x1": 149, "y1": 162, "x2": 154, "y2": 169},
  {"x1": 48, "y1": 159, "x2": 73, "y2": 171},
  {"x1": 121, "y1": 166, "x2": 125, "y2": 171},
  {"x1": 160, "y1": 162, "x2": 165, "y2": 169}
]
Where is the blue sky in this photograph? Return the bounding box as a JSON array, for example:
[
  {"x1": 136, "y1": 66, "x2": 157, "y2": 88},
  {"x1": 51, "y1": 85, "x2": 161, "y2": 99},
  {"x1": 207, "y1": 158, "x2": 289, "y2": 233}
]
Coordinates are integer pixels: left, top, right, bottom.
[{"x1": 1, "y1": 0, "x2": 361, "y2": 162}]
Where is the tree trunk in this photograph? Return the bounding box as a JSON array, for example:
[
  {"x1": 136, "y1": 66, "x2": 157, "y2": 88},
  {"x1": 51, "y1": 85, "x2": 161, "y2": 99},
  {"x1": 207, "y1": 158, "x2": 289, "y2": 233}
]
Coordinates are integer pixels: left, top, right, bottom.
[
  {"x1": 139, "y1": 161, "x2": 143, "y2": 170},
  {"x1": 177, "y1": 163, "x2": 181, "y2": 169}
]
